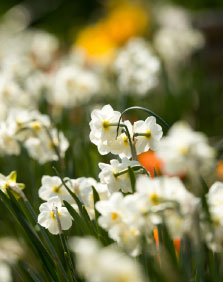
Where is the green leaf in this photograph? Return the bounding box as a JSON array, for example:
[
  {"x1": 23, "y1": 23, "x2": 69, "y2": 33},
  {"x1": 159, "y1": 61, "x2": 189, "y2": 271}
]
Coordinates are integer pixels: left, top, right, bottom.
[{"x1": 128, "y1": 166, "x2": 136, "y2": 193}]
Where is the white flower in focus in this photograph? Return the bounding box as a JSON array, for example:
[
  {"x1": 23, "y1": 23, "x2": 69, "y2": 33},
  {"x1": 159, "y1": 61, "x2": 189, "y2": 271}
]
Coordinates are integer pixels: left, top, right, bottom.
[
  {"x1": 70, "y1": 237, "x2": 146, "y2": 282},
  {"x1": 99, "y1": 158, "x2": 139, "y2": 193},
  {"x1": 89, "y1": 104, "x2": 121, "y2": 155},
  {"x1": 113, "y1": 37, "x2": 160, "y2": 96},
  {"x1": 109, "y1": 120, "x2": 133, "y2": 158},
  {"x1": 157, "y1": 121, "x2": 215, "y2": 176},
  {"x1": 0, "y1": 263, "x2": 12, "y2": 282},
  {"x1": 37, "y1": 196, "x2": 72, "y2": 235},
  {"x1": 134, "y1": 116, "x2": 163, "y2": 154},
  {"x1": 38, "y1": 175, "x2": 71, "y2": 201}
]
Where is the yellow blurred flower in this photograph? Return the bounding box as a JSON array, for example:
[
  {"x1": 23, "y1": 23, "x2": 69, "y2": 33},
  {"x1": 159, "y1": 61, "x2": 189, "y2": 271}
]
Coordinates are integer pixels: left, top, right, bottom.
[
  {"x1": 74, "y1": 0, "x2": 149, "y2": 65},
  {"x1": 75, "y1": 23, "x2": 116, "y2": 65}
]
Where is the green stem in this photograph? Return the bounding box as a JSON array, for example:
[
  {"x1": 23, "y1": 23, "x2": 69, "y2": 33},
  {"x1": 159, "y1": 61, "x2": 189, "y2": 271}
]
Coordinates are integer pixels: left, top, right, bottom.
[{"x1": 54, "y1": 208, "x2": 77, "y2": 282}]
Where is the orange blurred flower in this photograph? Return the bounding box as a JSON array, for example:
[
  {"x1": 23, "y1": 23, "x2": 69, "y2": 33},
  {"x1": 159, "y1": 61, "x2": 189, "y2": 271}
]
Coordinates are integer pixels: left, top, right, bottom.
[
  {"x1": 138, "y1": 150, "x2": 163, "y2": 178},
  {"x1": 217, "y1": 160, "x2": 223, "y2": 180}
]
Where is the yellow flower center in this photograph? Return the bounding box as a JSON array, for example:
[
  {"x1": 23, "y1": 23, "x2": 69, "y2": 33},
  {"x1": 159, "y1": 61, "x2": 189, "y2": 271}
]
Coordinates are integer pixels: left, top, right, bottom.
[
  {"x1": 31, "y1": 121, "x2": 41, "y2": 131},
  {"x1": 123, "y1": 136, "x2": 128, "y2": 146},
  {"x1": 50, "y1": 210, "x2": 61, "y2": 220},
  {"x1": 150, "y1": 193, "x2": 160, "y2": 205},
  {"x1": 102, "y1": 120, "x2": 110, "y2": 130},
  {"x1": 52, "y1": 185, "x2": 61, "y2": 194},
  {"x1": 145, "y1": 130, "x2": 151, "y2": 139},
  {"x1": 111, "y1": 212, "x2": 119, "y2": 221},
  {"x1": 179, "y1": 146, "x2": 188, "y2": 155}
]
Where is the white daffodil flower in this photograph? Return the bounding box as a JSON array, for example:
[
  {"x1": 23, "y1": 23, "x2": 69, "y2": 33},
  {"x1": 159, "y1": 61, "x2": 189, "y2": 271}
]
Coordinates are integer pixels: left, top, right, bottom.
[
  {"x1": 0, "y1": 171, "x2": 25, "y2": 196},
  {"x1": 0, "y1": 122, "x2": 20, "y2": 156},
  {"x1": 70, "y1": 237, "x2": 146, "y2": 282},
  {"x1": 109, "y1": 120, "x2": 133, "y2": 158},
  {"x1": 89, "y1": 104, "x2": 121, "y2": 155},
  {"x1": 136, "y1": 175, "x2": 198, "y2": 214},
  {"x1": 38, "y1": 175, "x2": 71, "y2": 202},
  {"x1": 157, "y1": 121, "x2": 215, "y2": 176},
  {"x1": 37, "y1": 196, "x2": 72, "y2": 235},
  {"x1": 113, "y1": 37, "x2": 160, "y2": 96},
  {"x1": 99, "y1": 158, "x2": 139, "y2": 193},
  {"x1": 48, "y1": 65, "x2": 100, "y2": 108},
  {"x1": 66, "y1": 177, "x2": 110, "y2": 219},
  {"x1": 134, "y1": 116, "x2": 163, "y2": 154}
]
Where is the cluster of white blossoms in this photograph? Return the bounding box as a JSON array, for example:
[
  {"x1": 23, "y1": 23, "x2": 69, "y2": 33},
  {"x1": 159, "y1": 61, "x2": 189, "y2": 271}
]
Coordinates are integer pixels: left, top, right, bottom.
[
  {"x1": 70, "y1": 237, "x2": 146, "y2": 282},
  {"x1": 157, "y1": 121, "x2": 215, "y2": 176},
  {"x1": 0, "y1": 108, "x2": 69, "y2": 163},
  {"x1": 47, "y1": 64, "x2": 101, "y2": 108},
  {"x1": 90, "y1": 104, "x2": 163, "y2": 157},
  {"x1": 113, "y1": 38, "x2": 160, "y2": 96},
  {"x1": 95, "y1": 175, "x2": 198, "y2": 255},
  {"x1": 37, "y1": 175, "x2": 110, "y2": 234},
  {"x1": 153, "y1": 4, "x2": 204, "y2": 70}
]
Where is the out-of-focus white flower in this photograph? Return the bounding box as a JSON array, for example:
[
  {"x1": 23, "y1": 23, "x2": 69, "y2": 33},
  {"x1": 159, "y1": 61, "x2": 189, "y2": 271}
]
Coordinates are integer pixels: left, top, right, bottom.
[
  {"x1": 205, "y1": 182, "x2": 223, "y2": 252},
  {"x1": 38, "y1": 175, "x2": 71, "y2": 202},
  {"x1": 0, "y1": 237, "x2": 23, "y2": 263},
  {"x1": 157, "y1": 121, "x2": 215, "y2": 176},
  {"x1": 0, "y1": 263, "x2": 12, "y2": 282},
  {"x1": 0, "y1": 171, "x2": 25, "y2": 195},
  {"x1": 37, "y1": 196, "x2": 72, "y2": 235},
  {"x1": 96, "y1": 192, "x2": 146, "y2": 255},
  {"x1": 0, "y1": 122, "x2": 20, "y2": 156},
  {"x1": 29, "y1": 31, "x2": 59, "y2": 69},
  {"x1": 153, "y1": 5, "x2": 204, "y2": 69},
  {"x1": 136, "y1": 175, "x2": 198, "y2": 214},
  {"x1": 70, "y1": 237, "x2": 146, "y2": 282},
  {"x1": 66, "y1": 177, "x2": 110, "y2": 219},
  {"x1": 134, "y1": 116, "x2": 163, "y2": 154},
  {"x1": 89, "y1": 104, "x2": 121, "y2": 155},
  {"x1": 48, "y1": 65, "x2": 100, "y2": 108},
  {"x1": 24, "y1": 128, "x2": 69, "y2": 164},
  {"x1": 113, "y1": 37, "x2": 160, "y2": 96},
  {"x1": 96, "y1": 192, "x2": 126, "y2": 230},
  {"x1": 99, "y1": 158, "x2": 139, "y2": 193},
  {"x1": 154, "y1": 27, "x2": 204, "y2": 68}
]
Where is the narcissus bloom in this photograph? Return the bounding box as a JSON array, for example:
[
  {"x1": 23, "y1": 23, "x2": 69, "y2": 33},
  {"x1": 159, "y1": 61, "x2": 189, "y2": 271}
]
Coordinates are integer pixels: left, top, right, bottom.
[
  {"x1": 89, "y1": 104, "x2": 121, "y2": 155},
  {"x1": 0, "y1": 171, "x2": 25, "y2": 196},
  {"x1": 157, "y1": 121, "x2": 215, "y2": 176},
  {"x1": 37, "y1": 196, "x2": 72, "y2": 235},
  {"x1": 70, "y1": 237, "x2": 146, "y2": 282},
  {"x1": 134, "y1": 116, "x2": 163, "y2": 154},
  {"x1": 99, "y1": 158, "x2": 139, "y2": 193},
  {"x1": 38, "y1": 175, "x2": 71, "y2": 201}
]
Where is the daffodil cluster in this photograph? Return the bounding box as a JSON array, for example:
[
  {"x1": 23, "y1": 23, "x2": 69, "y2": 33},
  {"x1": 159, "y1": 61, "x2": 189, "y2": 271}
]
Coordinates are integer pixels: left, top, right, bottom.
[{"x1": 0, "y1": 108, "x2": 69, "y2": 163}]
